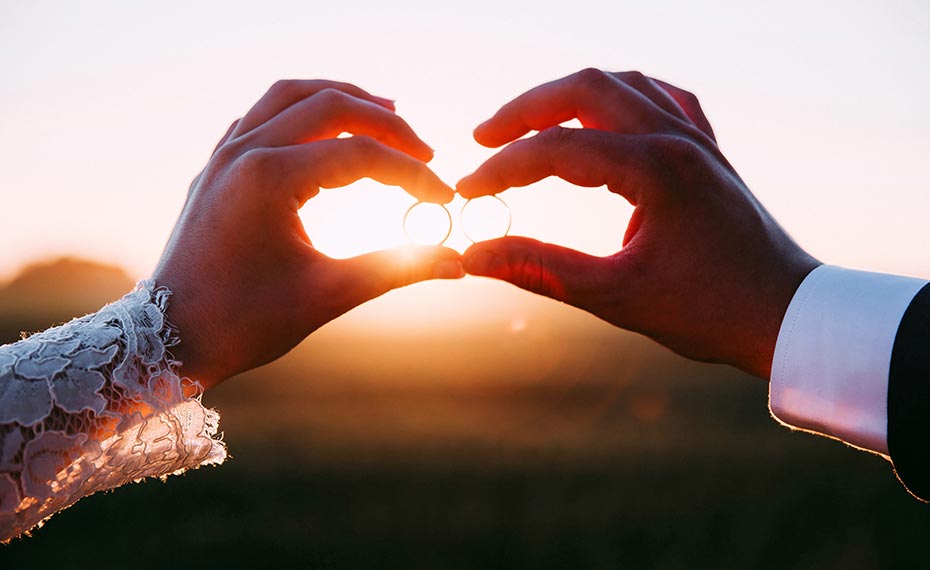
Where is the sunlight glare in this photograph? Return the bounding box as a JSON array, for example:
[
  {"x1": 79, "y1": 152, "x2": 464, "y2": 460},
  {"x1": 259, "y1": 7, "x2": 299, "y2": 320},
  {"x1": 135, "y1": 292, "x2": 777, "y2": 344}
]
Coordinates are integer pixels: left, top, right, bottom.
[{"x1": 299, "y1": 181, "x2": 412, "y2": 259}]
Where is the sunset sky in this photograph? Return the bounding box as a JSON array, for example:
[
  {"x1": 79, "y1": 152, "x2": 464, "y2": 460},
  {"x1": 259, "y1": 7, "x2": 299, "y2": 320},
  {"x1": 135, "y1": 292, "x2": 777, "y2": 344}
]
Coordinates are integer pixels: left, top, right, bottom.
[{"x1": 1, "y1": 1, "x2": 928, "y2": 328}]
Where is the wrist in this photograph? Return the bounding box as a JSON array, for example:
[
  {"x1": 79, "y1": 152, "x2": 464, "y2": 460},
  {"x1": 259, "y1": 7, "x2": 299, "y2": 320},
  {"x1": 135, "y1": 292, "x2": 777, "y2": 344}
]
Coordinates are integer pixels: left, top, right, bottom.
[
  {"x1": 742, "y1": 255, "x2": 822, "y2": 380},
  {"x1": 152, "y1": 269, "x2": 225, "y2": 390}
]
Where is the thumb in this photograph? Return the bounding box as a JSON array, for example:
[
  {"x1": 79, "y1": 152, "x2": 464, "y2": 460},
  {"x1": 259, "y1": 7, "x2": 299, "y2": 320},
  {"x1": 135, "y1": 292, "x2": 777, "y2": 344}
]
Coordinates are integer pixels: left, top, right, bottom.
[
  {"x1": 462, "y1": 237, "x2": 617, "y2": 308},
  {"x1": 335, "y1": 245, "x2": 465, "y2": 305}
]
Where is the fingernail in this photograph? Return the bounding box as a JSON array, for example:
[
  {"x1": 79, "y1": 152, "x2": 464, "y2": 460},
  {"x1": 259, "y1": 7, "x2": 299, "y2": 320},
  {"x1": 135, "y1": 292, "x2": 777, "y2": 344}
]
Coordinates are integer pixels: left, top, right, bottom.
[
  {"x1": 432, "y1": 260, "x2": 465, "y2": 279},
  {"x1": 464, "y1": 250, "x2": 497, "y2": 275}
]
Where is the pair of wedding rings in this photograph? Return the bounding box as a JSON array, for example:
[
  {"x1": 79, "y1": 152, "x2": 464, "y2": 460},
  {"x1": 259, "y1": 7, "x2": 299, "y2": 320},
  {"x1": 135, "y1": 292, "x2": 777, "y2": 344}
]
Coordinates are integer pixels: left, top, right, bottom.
[{"x1": 403, "y1": 195, "x2": 512, "y2": 245}]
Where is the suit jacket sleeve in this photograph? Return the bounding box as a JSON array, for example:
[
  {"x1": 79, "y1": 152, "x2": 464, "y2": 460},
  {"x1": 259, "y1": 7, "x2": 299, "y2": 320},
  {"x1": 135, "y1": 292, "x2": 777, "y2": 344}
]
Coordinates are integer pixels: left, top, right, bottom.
[{"x1": 888, "y1": 281, "x2": 930, "y2": 500}]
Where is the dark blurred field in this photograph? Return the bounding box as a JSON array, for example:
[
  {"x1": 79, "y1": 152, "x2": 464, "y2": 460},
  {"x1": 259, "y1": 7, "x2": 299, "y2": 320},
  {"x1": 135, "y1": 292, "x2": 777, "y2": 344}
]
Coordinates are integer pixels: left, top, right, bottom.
[{"x1": 1, "y1": 259, "x2": 929, "y2": 569}]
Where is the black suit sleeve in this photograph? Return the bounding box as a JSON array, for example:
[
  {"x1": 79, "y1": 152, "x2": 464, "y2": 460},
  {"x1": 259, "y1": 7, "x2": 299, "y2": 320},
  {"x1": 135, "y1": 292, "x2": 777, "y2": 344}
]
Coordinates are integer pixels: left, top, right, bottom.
[{"x1": 888, "y1": 282, "x2": 930, "y2": 501}]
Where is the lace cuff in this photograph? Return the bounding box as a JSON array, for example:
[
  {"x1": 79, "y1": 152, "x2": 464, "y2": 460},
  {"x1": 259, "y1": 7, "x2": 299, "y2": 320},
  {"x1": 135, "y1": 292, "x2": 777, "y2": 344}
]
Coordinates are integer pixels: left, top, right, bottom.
[{"x1": 0, "y1": 280, "x2": 226, "y2": 541}]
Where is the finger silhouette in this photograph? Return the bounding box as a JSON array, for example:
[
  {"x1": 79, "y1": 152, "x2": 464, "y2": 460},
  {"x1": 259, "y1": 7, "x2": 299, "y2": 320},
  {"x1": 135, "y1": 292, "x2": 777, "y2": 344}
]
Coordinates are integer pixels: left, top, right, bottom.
[
  {"x1": 463, "y1": 237, "x2": 619, "y2": 311},
  {"x1": 457, "y1": 127, "x2": 649, "y2": 205},
  {"x1": 608, "y1": 71, "x2": 689, "y2": 121},
  {"x1": 269, "y1": 136, "x2": 453, "y2": 206},
  {"x1": 243, "y1": 89, "x2": 433, "y2": 161},
  {"x1": 473, "y1": 68, "x2": 675, "y2": 148},
  {"x1": 334, "y1": 245, "x2": 464, "y2": 306},
  {"x1": 234, "y1": 79, "x2": 394, "y2": 137}
]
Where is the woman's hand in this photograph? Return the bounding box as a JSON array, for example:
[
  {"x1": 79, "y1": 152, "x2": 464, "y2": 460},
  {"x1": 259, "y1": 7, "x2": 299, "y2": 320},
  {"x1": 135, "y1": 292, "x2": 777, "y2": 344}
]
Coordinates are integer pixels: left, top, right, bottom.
[
  {"x1": 154, "y1": 80, "x2": 462, "y2": 389},
  {"x1": 458, "y1": 69, "x2": 819, "y2": 379}
]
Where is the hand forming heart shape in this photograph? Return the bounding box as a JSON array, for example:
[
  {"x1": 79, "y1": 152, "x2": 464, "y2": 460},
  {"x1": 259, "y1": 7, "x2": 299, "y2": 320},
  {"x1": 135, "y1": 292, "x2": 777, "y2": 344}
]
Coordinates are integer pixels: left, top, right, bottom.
[{"x1": 153, "y1": 69, "x2": 819, "y2": 390}]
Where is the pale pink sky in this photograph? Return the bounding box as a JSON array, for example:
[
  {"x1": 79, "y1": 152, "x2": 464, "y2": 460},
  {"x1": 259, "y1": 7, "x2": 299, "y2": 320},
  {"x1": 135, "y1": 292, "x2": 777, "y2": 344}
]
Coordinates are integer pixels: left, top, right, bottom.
[{"x1": 2, "y1": 0, "x2": 928, "y2": 291}]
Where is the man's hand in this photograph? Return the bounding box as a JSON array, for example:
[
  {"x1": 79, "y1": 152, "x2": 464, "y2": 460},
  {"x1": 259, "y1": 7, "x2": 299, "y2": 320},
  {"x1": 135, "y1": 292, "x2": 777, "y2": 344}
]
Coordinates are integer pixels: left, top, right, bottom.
[
  {"x1": 154, "y1": 80, "x2": 463, "y2": 389},
  {"x1": 458, "y1": 69, "x2": 819, "y2": 379}
]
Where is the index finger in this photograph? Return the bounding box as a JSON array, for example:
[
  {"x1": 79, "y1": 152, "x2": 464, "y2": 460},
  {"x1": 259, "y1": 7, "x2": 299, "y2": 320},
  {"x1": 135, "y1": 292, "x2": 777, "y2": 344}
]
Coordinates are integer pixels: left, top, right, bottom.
[
  {"x1": 240, "y1": 89, "x2": 433, "y2": 162},
  {"x1": 457, "y1": 127, "x2": 649, "y2": 206},
  {"x1": 234, "y1": 79, "x2": 395, "y2": 137},
  {"x1": 473, "y1": 68, "x2": 670, "y2": 148},
  {"x1": 266, "y1": 136, "x2": 454, "y2": 207}
]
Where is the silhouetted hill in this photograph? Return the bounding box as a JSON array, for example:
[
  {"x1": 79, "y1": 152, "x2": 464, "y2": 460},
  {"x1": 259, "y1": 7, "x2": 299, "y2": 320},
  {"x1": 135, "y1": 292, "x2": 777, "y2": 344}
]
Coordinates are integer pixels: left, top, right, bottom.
[{"x1": 0, "y1": 257, "x2": 134, "y2": 342}]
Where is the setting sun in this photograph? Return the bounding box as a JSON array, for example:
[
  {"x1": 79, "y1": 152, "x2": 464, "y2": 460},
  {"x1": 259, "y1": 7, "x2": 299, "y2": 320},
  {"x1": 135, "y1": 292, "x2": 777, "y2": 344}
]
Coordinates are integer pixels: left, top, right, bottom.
[
  {"x1": 298, "y1": 182, "x2": 413, "y2": 259},
  {"x1": 297, "y1": 176, "x2": 634, "y2": 263}
]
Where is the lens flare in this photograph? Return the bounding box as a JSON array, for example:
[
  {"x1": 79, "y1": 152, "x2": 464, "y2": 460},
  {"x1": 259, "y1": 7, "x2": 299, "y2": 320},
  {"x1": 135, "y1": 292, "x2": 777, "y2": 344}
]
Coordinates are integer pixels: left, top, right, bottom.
[
  {"x1": 461, "y1": 195, "x2": 512, "y2": 243},
  {"x1": 403, "y1": 201, "x2": 452, "y2": 245}
]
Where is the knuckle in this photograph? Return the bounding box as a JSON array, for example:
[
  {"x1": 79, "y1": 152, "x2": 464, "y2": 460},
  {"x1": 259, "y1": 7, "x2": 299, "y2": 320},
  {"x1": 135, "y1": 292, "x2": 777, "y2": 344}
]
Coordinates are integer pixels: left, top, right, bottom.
[
  {"x1": 314, "y1": 87, "x2": 350, "y2": 110},
  {"x1": 576, "y1": 67, "x2": 608, "y2": 86},
  {"x1": 617, "y1": 70, "x2": 647, "y2": 86},
  {"x1": 516, "y1": 252, "x2": 544, "y2": 293},
  {"x1": 645, "y1": 134, "x2": 709, "y2": 190},
  {"x1": 536, "y1": 126, "x2": 573, "y2": 148},
  {"x1": 650, "y1": 134, "x2": 700, "y2": 160},
  {"x1": 213, "y1": 141, "x2": 240, "y2": 164},
  {"x1": 574, "y1": 67, "x2": 617, "y2": 98},
  {"x1": 349, "y1": 135, "x2": 380, "y2": 156},
  {"x1": 266, "y1": 79, "x2": 296, "y2": 99},
  {"x1": 680, "y1": 89, "x2": 700, "y2": 106},
  {"x1": 510, "y1": 250, "x2": 563, "y2": 299},
  {"x1": 236, "y1": 148, "x2": 277, "y2": 178},
  {"x1": 351, "y1": 134, "x2": 377, "y2": 149},
  {"x1": 330, "y1": 80, "x2": 362, "y2": 96},
  {"x1": 186, "y1": 173, "x2": 202, "y2": 196}
]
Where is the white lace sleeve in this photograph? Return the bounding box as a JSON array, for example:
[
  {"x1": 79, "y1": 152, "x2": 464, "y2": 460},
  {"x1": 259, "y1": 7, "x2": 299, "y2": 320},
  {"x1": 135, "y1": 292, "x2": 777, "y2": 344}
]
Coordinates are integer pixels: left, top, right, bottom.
[{"x1": 0, "y1": 280, "x2": 226, "y2": 541}]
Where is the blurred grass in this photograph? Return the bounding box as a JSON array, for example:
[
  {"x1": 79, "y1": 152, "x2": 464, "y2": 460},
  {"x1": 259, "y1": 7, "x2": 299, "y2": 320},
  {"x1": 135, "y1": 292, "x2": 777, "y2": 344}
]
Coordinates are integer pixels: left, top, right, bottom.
[{"x1": 1, "y1": 259, "x2": 928, "y2": 569}]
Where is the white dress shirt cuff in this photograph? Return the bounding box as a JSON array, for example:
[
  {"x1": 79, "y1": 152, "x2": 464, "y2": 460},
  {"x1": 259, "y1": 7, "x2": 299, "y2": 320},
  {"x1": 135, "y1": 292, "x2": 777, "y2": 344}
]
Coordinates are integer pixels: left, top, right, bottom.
[{"x1": 769, "y1": 265, "x2": 928, "y2": 455}]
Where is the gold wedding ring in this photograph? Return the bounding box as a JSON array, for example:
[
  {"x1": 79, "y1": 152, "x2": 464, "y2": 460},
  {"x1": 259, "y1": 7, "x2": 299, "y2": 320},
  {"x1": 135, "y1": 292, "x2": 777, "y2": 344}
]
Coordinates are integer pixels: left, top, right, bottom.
[
  {"x1": 460, "y1": 195, "x2": 512, "y2": 243},
  {"x1": 403, "y1": 201, "x2": 453, "y2": 246}
]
